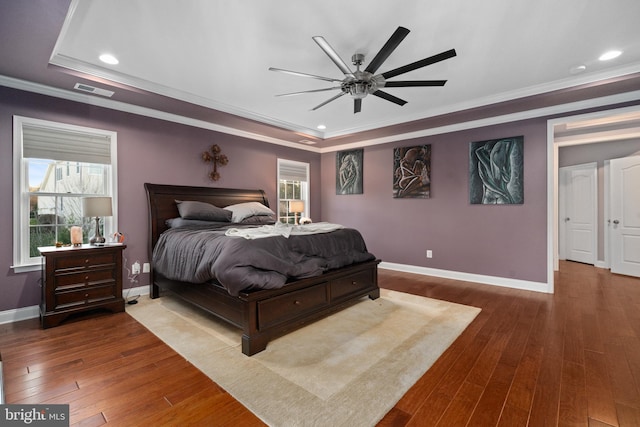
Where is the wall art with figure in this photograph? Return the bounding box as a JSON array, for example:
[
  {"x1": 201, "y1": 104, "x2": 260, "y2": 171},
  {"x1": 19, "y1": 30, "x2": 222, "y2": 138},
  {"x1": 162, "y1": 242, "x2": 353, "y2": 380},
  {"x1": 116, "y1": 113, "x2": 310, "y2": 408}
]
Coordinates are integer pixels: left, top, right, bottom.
[
  {"x1": 469, "y1": 136, "x2": 523, "y2": 204},
  {"x1": 336, "y1": 149, "x2": 363, "y2": 195},
  {"x1": 393, "y1": 144, "x2": 431, "y2": 198}
]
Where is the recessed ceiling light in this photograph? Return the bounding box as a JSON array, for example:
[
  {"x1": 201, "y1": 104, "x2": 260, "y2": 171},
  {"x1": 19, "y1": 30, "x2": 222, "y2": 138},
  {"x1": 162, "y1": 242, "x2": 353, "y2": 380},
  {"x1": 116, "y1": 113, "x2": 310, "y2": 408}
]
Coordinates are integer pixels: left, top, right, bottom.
[
  {"x1": 569, "y1": 64, "x2": 587, "y2": 75},
  {"x1": 598, "y1": 50, "x2": 622, "y2": 61},
  {"x1": 317, "y1": 124, "x2": 326, "y2": 130},
  {"x1": 99, "y1": 53, "x2": 119, "y2": 65}
]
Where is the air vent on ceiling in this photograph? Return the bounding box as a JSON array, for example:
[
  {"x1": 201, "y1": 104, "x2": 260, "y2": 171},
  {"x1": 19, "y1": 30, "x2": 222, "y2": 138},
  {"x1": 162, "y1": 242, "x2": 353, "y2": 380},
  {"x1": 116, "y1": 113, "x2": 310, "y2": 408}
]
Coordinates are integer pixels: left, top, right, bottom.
[{"x1": 73, "y1": 83, "x2": 114, "y2": 98}]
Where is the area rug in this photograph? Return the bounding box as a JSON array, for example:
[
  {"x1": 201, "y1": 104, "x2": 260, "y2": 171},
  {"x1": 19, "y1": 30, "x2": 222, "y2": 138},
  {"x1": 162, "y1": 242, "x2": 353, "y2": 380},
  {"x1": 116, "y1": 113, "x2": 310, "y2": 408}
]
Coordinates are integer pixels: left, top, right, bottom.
[{"x1": 127, "y1": 289, "x2": 480, "y2": 427}]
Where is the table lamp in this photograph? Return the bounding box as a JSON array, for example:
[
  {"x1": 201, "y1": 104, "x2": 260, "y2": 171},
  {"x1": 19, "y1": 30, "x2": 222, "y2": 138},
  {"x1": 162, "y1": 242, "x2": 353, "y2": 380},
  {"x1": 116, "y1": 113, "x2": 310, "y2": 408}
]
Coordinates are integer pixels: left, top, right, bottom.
[
  {"x1": 289, "y1": 200, "x2": 304, "y2": 225},
  {"x1": 82, "y1": 196, "x2": 112, "y2": 245}
]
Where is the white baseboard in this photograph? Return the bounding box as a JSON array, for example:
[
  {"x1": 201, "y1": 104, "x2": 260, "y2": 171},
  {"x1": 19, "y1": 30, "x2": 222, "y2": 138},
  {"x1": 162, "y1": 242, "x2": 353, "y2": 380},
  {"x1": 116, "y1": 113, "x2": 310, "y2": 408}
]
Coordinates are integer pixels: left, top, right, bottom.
[
  {"x1": 0, "y1": 305, "x2": 40, "y2": 325},
  {"x1": 594, "y1": 260, "x2": 609, "y2": 269},
  {"x1": 0, "y1": 284, "x2": 151, "y2": 325},
  {"x1": 379, "y1": 262, "x2": 552, "y2": 293}
]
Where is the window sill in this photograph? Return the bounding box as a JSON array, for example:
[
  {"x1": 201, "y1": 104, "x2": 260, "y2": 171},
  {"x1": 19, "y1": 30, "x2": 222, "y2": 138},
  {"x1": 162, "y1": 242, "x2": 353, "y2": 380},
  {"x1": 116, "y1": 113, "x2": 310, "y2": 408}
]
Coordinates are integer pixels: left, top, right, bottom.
[{"x1": 11, "y1": 263, "x2": 41, "y2": 274}]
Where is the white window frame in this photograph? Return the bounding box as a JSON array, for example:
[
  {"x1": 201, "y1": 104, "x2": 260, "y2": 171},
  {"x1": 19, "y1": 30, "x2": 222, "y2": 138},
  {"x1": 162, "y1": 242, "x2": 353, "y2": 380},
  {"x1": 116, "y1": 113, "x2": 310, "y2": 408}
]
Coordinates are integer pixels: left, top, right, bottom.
[
  {"x1": 277, "y1": 159, "x2": 310, "y2": 223},
  {"x1": 12, "y1": 116, "x2": 118, "y2": 273}
]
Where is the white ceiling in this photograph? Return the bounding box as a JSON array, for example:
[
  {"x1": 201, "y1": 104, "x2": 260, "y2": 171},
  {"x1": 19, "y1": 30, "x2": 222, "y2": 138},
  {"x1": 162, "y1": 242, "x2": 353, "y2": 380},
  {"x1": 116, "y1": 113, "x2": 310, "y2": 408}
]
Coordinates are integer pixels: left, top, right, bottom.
[{"x1": 49, "y1": 0, "x2": 640, "y2": 140}]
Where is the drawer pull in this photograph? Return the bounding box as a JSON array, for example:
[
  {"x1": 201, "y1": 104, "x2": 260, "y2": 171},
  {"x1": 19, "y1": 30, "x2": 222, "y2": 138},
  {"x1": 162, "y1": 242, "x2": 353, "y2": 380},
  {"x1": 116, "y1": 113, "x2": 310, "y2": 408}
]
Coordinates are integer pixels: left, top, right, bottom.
[
  {"x1": 352, "y1": 281, "x2": 358, "y2": 285},
  {"x1": 294, "y1": 300, "x2": 301, "y2": 305},
  {"x1": 85, "y1": 293, "x2": 89, "y2": 298},
  {"x1": 85, "y1": 276, "x2": 89, "y2": 280},
  {"x1": 85, "y1": 259, "x2": 90, "y2": 263}
]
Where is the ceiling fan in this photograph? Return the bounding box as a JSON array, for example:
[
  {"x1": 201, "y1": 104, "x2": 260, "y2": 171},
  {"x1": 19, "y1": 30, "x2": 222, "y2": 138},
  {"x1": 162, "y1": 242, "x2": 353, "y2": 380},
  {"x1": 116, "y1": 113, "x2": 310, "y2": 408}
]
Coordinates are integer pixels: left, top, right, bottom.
[{"x1": 269, "y1": 26, "x2": 456, "y2": 114}]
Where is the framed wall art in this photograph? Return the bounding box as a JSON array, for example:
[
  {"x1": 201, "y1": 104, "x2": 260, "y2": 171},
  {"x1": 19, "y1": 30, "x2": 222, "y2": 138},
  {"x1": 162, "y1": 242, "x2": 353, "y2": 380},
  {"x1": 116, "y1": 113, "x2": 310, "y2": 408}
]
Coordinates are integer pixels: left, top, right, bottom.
[
  {"x1": 336, "y1": 149, "x2": 363, "y2": 195},
  {"x1": 393, "y1": 144, "x2": 431, "y2": 198},
  {"x1": 469, "y1": 136, "x2": 523, "y2": 204}
]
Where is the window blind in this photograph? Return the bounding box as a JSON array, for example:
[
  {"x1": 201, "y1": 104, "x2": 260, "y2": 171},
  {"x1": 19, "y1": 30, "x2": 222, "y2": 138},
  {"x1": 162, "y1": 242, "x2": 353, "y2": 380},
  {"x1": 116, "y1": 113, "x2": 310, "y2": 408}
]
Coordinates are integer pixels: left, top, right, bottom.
[
  {"x1": 22, "y1": 125, "x2": 112, "y2": 164},
  {"x1": 279, "y1": 160, "x2": 308, "y2": 182}
]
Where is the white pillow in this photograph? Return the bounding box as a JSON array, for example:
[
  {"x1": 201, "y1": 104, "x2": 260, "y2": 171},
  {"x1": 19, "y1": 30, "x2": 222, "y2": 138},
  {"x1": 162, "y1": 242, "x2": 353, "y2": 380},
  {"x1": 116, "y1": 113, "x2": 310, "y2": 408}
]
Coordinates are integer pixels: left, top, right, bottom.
[{"x1": 225, "y1": 202, "x2": 275, "y2": 223}]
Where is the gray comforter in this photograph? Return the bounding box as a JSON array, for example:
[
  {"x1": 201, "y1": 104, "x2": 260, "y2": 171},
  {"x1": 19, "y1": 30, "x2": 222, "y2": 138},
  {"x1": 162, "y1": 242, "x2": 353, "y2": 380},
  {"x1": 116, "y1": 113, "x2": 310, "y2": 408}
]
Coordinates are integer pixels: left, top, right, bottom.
[{"x1": 152, "y1": 224, "x2": 375, "y2": 296}]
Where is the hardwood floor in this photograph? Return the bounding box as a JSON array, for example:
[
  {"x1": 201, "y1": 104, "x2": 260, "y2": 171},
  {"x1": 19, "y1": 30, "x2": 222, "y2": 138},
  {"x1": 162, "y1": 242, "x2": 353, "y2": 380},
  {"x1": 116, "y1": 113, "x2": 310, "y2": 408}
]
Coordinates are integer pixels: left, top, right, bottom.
[{"x1": 1, "y1": 261, "x2": 639, "y2": 426}]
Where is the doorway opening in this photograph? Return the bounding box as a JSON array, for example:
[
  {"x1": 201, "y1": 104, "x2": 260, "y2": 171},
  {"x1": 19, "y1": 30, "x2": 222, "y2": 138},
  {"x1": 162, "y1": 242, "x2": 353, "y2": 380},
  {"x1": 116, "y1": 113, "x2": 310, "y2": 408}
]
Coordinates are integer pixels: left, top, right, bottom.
[{"x1": 548, "y1": 104, "x2": 640, "y2": 292}]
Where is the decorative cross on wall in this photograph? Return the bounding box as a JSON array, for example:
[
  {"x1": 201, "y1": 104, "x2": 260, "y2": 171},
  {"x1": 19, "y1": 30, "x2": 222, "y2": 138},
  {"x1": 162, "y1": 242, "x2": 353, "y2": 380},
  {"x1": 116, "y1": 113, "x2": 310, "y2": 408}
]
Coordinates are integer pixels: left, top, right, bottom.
[{"x1": 202, "y1": 144, "x2": 229, "y2": 181}]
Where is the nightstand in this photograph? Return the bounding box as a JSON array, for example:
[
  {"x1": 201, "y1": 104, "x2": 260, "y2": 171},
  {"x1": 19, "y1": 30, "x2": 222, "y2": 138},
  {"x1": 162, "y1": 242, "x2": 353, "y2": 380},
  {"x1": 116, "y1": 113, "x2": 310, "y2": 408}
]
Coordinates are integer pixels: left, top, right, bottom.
[{"x1": 38, "y1": 244, "x2": 126, "y2": 328}]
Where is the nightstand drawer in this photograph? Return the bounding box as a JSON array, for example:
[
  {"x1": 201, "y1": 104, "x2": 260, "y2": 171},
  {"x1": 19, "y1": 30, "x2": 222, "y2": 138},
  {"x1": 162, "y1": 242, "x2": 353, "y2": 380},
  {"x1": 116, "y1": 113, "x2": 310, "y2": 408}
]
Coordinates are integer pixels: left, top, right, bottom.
[
  {"x1": 53, "y1": 252, "x2": 116, "y2": 271},
  {"x1": 55, "y1": 284, "x2": 118, "y2": 309},
  {"x1": 54, "y1": 268, "x2": 115, "y2": 291}
]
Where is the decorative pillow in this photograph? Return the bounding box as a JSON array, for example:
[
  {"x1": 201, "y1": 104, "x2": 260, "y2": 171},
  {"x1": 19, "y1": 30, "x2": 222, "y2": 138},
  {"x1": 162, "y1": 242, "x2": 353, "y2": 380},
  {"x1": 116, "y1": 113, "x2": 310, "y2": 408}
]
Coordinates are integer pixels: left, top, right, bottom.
[
  {"x1": 239, "y1": 214, "x2": 277, "y2": 225},
  {"x1": 175, "y1": 200, "x2": 232, "y2": 222},
  {"x1": 166, "y1": 218, "x2": 231, "y2": 228},
  {"x1": 225, "y1": 201, "x2": 275, "y2": 223}
]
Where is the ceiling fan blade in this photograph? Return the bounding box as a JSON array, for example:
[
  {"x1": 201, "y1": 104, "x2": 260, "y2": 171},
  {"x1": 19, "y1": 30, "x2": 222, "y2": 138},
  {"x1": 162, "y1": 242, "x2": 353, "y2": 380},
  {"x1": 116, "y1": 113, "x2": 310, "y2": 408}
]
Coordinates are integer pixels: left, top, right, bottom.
[
  {"x1": 312, "y1": 36, "x2": 356, "y2": 78},
  {"x1": 381, "y1": 49, "x2": 457, "y2": 80},
  {"x1": 311, "y1": 91, "x2": 348, "y2": 111},
  {"x1": 276, "y1": 87, "x2": 342, "y2": 97},
  {"x1": 354, "y1": 98, "x2": 362, "y2": 114},
  {"x1": 384, "y1": 80, "x2": 447, "y2": 87},
  {"x1": 364, "y1": 26, "x2": 410, "y2": 74},
  {"x1": 372, "y1": 90, "x2": 407, "y2": 106},
  {"x1": 269, "y1": 67, "x2": 343, "y2": 83}
]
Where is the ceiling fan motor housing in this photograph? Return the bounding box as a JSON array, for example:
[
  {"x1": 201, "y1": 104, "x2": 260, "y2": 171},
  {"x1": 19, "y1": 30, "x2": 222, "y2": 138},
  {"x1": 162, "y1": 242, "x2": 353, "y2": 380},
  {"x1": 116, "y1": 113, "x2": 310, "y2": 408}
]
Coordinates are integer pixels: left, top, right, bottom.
[
  {"x1": 343, "y1": 53, "x2": 383, "y2": 99},
  {"x1": 343, "y1": 71, "x2": 382, "y2": 99}
]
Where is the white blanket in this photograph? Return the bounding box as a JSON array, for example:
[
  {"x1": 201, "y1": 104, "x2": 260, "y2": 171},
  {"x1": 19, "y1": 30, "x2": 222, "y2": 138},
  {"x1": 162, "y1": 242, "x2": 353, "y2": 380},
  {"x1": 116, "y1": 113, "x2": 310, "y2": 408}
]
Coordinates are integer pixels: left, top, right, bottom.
[{"x1": 225, "y1": 222, "x2": 344, "y2": 239}]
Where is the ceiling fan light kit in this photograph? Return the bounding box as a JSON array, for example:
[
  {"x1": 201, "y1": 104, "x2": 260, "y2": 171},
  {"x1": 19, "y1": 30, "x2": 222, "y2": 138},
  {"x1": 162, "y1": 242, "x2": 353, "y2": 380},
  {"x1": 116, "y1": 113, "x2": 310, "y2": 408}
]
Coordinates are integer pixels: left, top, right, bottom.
[{"x1": 270, "y1": 26, "x2": 456, "y2": 114}]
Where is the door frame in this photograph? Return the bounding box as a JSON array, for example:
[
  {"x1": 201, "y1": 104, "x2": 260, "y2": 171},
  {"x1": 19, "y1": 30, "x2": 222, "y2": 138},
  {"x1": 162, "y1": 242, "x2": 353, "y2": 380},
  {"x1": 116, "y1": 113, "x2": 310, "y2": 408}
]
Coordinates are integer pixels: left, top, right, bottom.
[{"x1": 547, "y1": 104, "x2": 640, "y2": 293}]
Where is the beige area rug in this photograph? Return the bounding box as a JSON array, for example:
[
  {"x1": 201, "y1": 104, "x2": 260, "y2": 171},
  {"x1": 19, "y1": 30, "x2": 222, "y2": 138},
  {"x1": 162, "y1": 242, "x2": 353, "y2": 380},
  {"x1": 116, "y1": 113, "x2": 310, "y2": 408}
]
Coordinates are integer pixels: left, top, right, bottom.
[{"x1": 127, "y1": 289, "x2": 480, "y2": 427}]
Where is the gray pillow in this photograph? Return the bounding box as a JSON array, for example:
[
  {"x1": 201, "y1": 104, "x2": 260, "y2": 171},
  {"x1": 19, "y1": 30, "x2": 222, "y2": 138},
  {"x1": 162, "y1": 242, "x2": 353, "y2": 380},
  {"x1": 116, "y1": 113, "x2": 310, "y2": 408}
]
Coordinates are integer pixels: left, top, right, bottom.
[
  {"x1": 175, "y1": 200, "x2": 232, "y2": 222},
  {"x1": 225, "y1": 201, "x2": 275, "y2": 222},
  {"x1": 166, "y1": 218, "x2": 231, "y2": 228},
  {"x1": 240, "y1": 214, "x2": 277, "y2": 225}
]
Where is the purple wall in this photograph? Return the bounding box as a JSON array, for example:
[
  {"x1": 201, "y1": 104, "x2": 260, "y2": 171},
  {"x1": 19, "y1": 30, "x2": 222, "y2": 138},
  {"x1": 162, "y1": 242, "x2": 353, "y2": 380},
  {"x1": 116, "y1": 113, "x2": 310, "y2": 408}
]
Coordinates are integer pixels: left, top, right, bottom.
[
  {"x1": 321, "y1": 120, "x2": 548, "y2": 283},
  {"x1": 0, "y1": 86, "x2": 321, "y2": 311}
]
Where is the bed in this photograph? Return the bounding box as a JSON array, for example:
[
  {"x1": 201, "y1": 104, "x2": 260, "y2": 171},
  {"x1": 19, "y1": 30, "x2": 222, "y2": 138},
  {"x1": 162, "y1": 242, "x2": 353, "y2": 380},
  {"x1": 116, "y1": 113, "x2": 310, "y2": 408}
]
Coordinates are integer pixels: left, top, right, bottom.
[{"x1": 145, "y1": 183, "x2": 380, "y2": 356}]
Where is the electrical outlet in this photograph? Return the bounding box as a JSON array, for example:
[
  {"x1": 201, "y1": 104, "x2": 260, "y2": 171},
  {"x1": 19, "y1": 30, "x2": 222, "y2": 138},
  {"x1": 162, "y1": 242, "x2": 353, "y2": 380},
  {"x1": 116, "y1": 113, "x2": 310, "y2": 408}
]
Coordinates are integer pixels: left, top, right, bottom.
[
  {"x1": 142, "y1": 262, "x2": 150, "y2": 273},
  {"x1": 132, "y1": 261, "x2": 140, "y2": 274},
  {"x1": 426, "y1": 250, "x2": 433, "y2": 259}
]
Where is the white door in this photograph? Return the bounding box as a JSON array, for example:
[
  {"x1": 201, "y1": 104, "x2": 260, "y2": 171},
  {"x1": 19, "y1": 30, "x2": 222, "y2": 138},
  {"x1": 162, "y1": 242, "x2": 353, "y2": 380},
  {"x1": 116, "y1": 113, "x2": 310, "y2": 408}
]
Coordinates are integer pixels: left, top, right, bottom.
[
  {"x1": 610, "y1": 156, "x2": 640, "y2": 277},
  {"x1": 560, "y1": 164, "x2": 597, "y2": 264}
]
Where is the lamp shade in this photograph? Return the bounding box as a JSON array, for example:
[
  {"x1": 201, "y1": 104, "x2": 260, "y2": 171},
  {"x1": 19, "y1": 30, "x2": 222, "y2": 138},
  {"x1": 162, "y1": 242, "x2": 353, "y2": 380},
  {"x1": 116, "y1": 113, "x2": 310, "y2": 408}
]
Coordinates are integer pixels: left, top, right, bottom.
[
  {"x1": 289, "y1": 200, "x2": 304, "y2": 214},
  {"x1": 82, "y1": 197, "x2": 113, "y2": 217}
]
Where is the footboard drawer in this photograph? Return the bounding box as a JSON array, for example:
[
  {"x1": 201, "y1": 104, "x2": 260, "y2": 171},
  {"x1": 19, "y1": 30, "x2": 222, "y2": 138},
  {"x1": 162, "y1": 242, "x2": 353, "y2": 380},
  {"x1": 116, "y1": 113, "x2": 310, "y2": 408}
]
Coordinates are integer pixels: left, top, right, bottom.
[
  {"x1": 257, "y1": 283, "x2": 329, "y2": 329},
  {"x1": 330, "y1": 269, "x2": 376, "y2": 301}
]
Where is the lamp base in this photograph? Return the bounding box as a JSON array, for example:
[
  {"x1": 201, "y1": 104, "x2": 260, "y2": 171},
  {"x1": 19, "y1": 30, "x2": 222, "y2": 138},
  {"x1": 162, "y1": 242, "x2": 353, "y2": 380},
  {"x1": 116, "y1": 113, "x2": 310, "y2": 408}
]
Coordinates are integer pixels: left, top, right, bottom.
[
  {"x1": 89, "y1": 236, "x2": 106, "y2": 246},
  {"x1": 90, "y1": 216, "x2": 105, "y2": 246}
]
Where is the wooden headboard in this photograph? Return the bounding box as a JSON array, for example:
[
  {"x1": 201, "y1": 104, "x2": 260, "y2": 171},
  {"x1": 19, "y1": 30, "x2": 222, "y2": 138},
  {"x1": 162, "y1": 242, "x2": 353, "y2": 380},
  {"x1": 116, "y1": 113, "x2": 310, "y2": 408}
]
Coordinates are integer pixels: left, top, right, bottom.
[{"x1": 144, "y1": 183, "x2": 270, "y2": 254}]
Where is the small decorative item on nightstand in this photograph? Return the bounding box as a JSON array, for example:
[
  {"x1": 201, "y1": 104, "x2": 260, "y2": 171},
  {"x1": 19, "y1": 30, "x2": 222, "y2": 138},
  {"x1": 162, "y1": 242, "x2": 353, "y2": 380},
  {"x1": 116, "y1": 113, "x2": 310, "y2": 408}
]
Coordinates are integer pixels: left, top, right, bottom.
[{"x1": 70, "y1": 226, "x2": 82, "y2": 246}]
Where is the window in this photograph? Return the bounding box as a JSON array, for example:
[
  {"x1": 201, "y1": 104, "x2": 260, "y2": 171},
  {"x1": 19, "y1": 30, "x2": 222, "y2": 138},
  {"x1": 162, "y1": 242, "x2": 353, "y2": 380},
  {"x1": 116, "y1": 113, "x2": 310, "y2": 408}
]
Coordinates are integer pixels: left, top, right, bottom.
[
  {"x1": 12, "y1": 116, "x2": 118, "y2": 272},
  {"x1": 277, "y1": 159, "x2": 309, "y2": 224}
]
